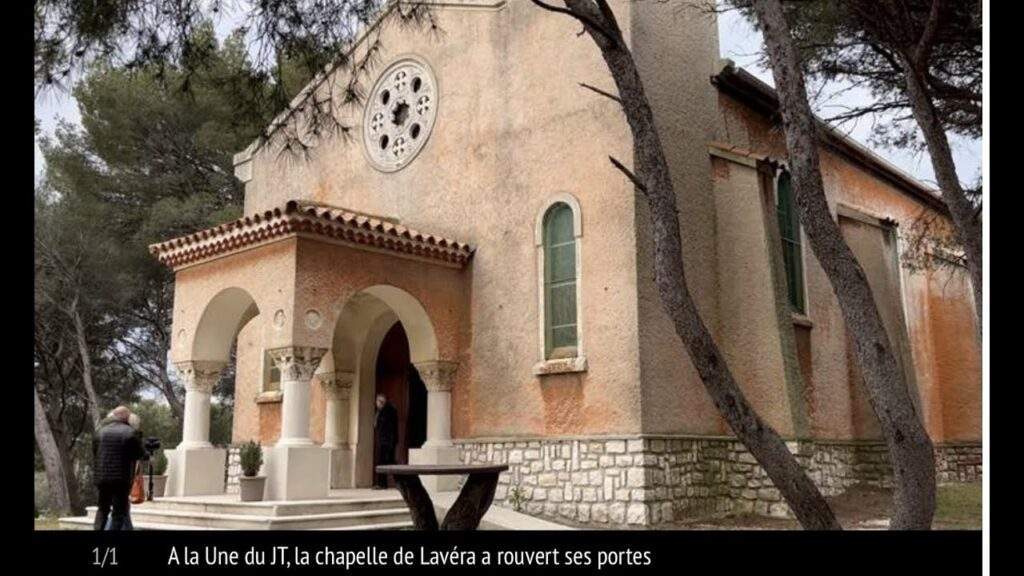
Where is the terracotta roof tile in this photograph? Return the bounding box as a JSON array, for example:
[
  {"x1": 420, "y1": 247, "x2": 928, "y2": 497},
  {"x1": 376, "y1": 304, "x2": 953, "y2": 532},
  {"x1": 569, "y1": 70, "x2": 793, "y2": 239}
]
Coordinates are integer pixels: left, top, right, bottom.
[{"x1": 149, "y1": 200, "x2": 474, "y2": 270}]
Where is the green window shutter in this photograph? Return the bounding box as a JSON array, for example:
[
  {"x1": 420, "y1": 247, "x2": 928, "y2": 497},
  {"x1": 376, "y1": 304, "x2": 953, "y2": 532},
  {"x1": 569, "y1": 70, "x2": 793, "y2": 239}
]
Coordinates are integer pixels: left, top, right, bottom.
[
  {"x1": 776, "y1": 171, "x2": 806, "y2": 314},
  {"x1": 543, "y1": 203, "x2": 578, "y2": 359}
]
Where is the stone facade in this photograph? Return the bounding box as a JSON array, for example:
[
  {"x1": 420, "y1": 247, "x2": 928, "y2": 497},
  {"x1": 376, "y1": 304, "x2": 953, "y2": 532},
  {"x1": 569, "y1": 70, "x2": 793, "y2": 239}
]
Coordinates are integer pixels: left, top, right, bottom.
[
  {"x1": 225, "y1": 446, "x2": 242, "y2": 495},
  {"x1": 935, "y1": 442, "x2": 983, "y2": 483},
  {"x1": 458, "y1": 435, "x2": 982, "y2": 527}
]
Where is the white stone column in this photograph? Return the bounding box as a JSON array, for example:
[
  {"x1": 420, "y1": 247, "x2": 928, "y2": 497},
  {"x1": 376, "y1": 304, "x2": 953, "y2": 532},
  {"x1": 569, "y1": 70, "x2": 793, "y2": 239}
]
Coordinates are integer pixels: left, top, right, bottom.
[
  {"x1": 270, "y1": 346, "x2": 326, "y2": 446},
  {"x1": 408, "y1": 360, "x2": 460, "y2": 492},
  {"x1": 165, "y1": 361, "x2": 227, "y2": 497},
  {"x1": 320, "y1": 371, "x2": 355, "y2": 488},
  {"x1": 263, "y1": 346, "x2": 331, "y2": 500},
  {"x1": 418, "y1": 361, "x2": 457, "y2": 447},
  {"x1": 177, "y1": 361, "x2": 223, "y2": 449},
  {"x1": 321, "y1": 371, "x2": 353, "y2": 448}
]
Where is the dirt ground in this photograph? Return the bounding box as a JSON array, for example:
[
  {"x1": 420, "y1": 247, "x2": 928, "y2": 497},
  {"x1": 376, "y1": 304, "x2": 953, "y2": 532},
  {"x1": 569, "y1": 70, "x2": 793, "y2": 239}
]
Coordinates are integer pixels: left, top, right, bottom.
[{"x1": 666, "y1": 482, "x2": 982, "y2": 530}]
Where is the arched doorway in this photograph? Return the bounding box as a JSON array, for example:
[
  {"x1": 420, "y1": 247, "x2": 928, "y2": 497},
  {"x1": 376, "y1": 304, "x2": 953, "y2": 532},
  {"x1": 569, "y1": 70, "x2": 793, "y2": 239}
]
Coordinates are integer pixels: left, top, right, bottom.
[
  {"x1": 372, "y1": 322, "x2": 428, "y2": 485},
  {"x1": 331, "y1": 285, "x2": 443, "y2": 488}
]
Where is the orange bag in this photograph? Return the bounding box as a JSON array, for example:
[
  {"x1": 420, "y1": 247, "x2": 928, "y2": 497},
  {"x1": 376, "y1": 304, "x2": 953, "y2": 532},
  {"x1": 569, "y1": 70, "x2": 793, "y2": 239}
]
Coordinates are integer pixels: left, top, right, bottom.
[{"x1": 130, "y1": 464, "x2": 145, "y2": 504}]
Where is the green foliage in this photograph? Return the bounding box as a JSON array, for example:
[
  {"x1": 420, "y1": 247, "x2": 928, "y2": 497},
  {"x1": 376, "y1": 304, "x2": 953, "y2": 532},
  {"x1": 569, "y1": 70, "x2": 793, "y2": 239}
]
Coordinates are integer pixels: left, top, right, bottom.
[
  {"x1": 239, "y1": 441, "x2": 263, "y2": 477},
  {"x1": 507, "y1": 484, "x2": 527, "y2": 512},
  {"x1": 210, "y1": 401, "x2": 235, "y2": 448},
  {"x1": 35, "y1": 32, "x2": 266, "y2": 517},
  {"x1": 935, "y1": 482, "x2": 982, "y2": 529},
  {"x1": 152, "y1": 450, "x2": 169, "y2": 476},
  {"x1": 728, "y1": 0, "x2": 980, "y2": 146},
  {"x1": 35, "y1": 1, "x2": 444, "y2": 156},
  {"x1": 130, "y1": 400, "x2": 182, "y2": 449}
]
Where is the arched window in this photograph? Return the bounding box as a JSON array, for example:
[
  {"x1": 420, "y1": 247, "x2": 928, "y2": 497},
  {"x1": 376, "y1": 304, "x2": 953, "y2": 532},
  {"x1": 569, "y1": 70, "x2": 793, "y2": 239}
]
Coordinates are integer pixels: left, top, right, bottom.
[
  {"x1": 776, "y1": 170, "x2": 806, "y2": 314},
  {"x1": 543, "y1": 202, "x2": 578, "y2": 359},
  {"x1": 533, "y1": 194, "x2": 586, "y2": 375}
]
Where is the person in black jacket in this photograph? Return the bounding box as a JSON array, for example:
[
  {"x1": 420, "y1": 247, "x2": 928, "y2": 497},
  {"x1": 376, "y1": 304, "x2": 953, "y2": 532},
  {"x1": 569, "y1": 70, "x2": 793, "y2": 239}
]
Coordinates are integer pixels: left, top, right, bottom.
[
  {"x1": 373, "y1": 393, "x2": 399, "y2": 489},
  {"x1": 92, "y1": 406, "x2": 145, "y2": 530}
]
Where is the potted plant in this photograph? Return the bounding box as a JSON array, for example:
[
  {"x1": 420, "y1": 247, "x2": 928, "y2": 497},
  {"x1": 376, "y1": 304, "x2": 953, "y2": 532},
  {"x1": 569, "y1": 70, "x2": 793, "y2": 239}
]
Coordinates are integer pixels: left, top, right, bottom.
[
  {"x1": 238, "y1": 440, "x2": 265, "y2": 502},
  {"x1": 145, "y1": 450, "x2": 169, "y2": 499}
]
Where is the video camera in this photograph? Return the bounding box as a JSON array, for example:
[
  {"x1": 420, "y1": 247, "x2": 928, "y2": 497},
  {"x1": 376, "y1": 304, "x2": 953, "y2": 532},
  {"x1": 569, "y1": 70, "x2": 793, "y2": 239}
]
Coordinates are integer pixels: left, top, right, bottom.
[{"x1": 143, "y1": 436, "x2": 162, "y2": 458}]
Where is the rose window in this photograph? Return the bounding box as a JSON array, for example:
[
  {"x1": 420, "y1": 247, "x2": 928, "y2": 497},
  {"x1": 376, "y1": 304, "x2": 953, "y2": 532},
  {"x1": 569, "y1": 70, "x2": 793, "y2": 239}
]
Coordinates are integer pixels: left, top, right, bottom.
[{"x1": 362, "y1": 58, "x2": 437, "y2": 172}]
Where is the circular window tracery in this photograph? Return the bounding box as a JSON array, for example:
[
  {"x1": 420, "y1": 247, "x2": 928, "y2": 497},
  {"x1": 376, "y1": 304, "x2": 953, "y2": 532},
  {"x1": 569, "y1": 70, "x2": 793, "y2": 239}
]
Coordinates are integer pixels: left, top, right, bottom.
[{"x1": 362, "y1": 57, "x2": 437, "y2": 172}]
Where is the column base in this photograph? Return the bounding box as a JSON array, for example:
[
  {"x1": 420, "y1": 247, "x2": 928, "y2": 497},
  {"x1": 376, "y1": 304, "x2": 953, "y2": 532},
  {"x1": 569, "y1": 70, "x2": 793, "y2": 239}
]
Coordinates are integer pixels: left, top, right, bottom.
[
  {"x1": 409, "y1": 444, "x2": 461, "y2": 492},
  {"x1": 264, "y1": 444, "x2": 330, "y2": 501},
  {"x1": 164, "y1": 446, "x2": 227, "y2": 497},
  {"x1": 327, "y1": 446, "x2": 355, "y2": 489}
]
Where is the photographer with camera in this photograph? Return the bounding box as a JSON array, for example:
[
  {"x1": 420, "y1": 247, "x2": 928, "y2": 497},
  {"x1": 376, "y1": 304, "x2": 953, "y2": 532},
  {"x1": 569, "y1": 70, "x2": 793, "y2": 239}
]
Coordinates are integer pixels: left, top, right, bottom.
[{"x1": 92, "y1": 406, "x2": 145, "y2": 530}]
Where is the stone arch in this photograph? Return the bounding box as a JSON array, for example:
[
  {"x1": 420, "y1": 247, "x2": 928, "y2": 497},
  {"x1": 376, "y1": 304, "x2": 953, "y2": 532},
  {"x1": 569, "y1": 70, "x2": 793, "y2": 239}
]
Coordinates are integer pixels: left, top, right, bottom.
[
  {"x1": 359, "y1": 284, "x2": 439, "y2": 364},
  {"x1": 166, "y1": 286, "x2": 259, "y2": 498},
  {"x1": 325, "y1": 284, "x2": 447, "y2": 487},
  {"x1": 191, "y1": 286, "x2": 260, "y2": 363}
]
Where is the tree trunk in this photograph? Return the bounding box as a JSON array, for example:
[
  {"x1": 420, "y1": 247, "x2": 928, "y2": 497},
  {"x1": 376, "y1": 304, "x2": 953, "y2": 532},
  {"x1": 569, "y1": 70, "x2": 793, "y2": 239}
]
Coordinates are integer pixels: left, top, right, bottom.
[
  {"x1": 34, "y1": 381, "x2": 83, "y2": 516},
  {"x1": 899, "y1": 56, "x2": 983, "y2": 335},
  {"x1": 751, "y1": 0, "x2": 936, "y2": 529},
  {"x1": 158, "y1": 369, "x2": 185, "y2": 427},
  {"x1": 70, "y1": 297, "x2": 102, "y2": 426},
  {"x1": 539, "y1": 0, "x2": 840, "y2": 530}
]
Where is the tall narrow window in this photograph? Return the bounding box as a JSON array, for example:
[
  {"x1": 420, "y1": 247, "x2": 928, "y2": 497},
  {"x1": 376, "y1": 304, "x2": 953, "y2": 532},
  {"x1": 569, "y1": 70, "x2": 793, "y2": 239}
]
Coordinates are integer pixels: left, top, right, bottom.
[
  {"x1": 543, "y1": 202, "x2": 578, "y2": 359},
  {"x1": 776, "y1": 170, "x2": 806, "y2": 314}
]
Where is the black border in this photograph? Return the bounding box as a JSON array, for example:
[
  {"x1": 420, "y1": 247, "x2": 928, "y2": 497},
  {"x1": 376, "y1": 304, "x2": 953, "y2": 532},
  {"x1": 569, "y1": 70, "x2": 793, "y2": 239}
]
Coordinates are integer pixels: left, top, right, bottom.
[{"x1": 20, "y1": 1, "x2": 1002, "y2": 574}]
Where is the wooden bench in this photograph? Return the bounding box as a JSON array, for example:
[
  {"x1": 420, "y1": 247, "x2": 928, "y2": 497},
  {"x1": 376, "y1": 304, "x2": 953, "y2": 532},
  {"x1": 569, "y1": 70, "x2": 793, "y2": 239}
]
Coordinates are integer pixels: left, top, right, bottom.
[{"x1": 375, "y1": 464, "x2": 509, "y2": 530}]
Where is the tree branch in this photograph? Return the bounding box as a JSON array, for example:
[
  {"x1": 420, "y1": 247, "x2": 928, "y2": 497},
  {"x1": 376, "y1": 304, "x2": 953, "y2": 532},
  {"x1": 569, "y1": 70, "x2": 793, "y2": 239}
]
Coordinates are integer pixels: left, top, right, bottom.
[
  {"x1": 579, "y1": 82, "x2": 622, "y2": 104},
  {"x1": 529, "y1": 0, "x2": 620, "y2": 47},
  {"x1": 913, "y1": 0, "x2": 944, "y2": 65},
  {"x1": 608, "y1": 156, "x2": 647, "y2": 194}
]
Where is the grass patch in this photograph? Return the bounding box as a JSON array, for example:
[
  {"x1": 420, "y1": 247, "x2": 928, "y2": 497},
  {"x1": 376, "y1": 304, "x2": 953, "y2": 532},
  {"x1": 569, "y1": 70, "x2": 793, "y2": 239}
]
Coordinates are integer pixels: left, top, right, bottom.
[
  {"x1": 34, "y1": 516, "x2": 66, "y2": 530},
  {"x1": 934, "y1": 482, "x2": 982, "y2": 529}
]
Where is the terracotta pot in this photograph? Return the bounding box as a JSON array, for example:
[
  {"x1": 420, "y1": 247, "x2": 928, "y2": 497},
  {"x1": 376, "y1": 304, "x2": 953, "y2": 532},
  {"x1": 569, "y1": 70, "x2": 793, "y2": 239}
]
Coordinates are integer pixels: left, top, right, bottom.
[{"x1": 239, "y1": 476, "x2": 266, "y2": 502}]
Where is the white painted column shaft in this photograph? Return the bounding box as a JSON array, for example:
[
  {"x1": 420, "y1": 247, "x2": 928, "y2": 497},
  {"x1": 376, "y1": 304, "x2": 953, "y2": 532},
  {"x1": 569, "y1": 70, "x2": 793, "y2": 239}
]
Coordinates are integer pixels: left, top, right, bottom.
[
  {"x1": 175, "y1": 361, "x2": 225, "y2": 449},
  {"x1": 269, "y1": 347, "x2": 327, "y2": 446},
  {"x1": 321, "y1": 371, "x2": 353, "y2": 448},
  {"x1": 415, "y1": 361, "x2": 458, "y2": 447}
]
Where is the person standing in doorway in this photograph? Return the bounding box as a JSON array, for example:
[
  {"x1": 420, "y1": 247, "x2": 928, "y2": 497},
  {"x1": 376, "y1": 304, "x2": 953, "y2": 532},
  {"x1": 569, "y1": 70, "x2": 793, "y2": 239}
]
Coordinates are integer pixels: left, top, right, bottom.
[
  {"x1": 373, "y1": 393, "x2": 398, "y2": 489},
  {"x1": 92, "y1": 405, "x2": 145, "y2": 530}
]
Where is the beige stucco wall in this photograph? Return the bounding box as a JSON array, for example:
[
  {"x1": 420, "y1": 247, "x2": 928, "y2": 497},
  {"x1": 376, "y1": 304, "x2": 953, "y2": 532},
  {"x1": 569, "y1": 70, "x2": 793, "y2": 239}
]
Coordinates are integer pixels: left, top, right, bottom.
[
  {"x1": 232, "y1": 318, "x2": 261, "y2": 445},
  {"x1": 237, "y1": 1, "x2": 647, "y2": 438},
  {"x1": 712, "y1": 90, "x2": 981, "y2": 443},
  {"x1": 170, "y1": 239, "x2": 298, "y2": 364},
  {"x1": 708, "y1": 155, "x2": 803, "y2": 437},
  {"x1": 629, "y1": 1, "x2": 726, "y2": 434}
]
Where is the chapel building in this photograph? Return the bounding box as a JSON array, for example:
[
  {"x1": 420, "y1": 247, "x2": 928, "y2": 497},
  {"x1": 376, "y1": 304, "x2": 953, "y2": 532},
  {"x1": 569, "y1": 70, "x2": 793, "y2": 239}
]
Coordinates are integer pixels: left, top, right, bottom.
[{"x1": 150, "y1": 0, "x2": 982, "y2": 527}]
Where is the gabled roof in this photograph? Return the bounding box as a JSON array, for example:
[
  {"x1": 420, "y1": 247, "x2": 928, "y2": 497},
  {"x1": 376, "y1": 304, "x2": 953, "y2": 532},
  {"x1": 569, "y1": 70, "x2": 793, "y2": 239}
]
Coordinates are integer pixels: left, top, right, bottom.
[
  {"x1": 711, "y1": 60, "x2": 948, "y2": 215},
  {"x1": 149, "y1": 200, "x2": 474, "y2": 270}
]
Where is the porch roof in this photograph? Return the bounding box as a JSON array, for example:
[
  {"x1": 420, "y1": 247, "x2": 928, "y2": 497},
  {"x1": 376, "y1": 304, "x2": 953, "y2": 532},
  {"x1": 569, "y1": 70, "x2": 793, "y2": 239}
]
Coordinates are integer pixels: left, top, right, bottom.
[{"x1": 149, "y1": 200, "x2": 474, "y2": 270}]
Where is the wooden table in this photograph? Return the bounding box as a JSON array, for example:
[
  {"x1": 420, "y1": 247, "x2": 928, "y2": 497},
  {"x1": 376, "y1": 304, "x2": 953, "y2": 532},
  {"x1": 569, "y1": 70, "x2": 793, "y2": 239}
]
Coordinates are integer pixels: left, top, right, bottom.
[{"x1": 375, "y1": 464, "x2": 509, "y2": 530}]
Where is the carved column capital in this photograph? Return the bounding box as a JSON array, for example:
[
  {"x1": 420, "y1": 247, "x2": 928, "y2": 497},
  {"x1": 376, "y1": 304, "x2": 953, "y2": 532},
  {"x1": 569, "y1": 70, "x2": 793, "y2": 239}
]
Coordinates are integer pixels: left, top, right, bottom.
[
  {"x1": 267, "y1": 346, "x2": 328, "y2": 382},
  {"x1": 414, "y1": 360, "x2": 458, "y2": 393},
  {"x1": 174, "y1": 360, "x2": 226, "y2": 394},
  {"x1": 319, "y1": 371, "x2": 355, "y2": 400}
]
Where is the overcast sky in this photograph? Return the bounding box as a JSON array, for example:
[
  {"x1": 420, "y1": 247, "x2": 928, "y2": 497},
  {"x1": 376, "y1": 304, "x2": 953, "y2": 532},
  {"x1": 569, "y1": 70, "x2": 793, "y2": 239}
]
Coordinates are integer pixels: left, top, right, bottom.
[{"x1": 34, "y1": 5, "x2": 981, "y2": 189}]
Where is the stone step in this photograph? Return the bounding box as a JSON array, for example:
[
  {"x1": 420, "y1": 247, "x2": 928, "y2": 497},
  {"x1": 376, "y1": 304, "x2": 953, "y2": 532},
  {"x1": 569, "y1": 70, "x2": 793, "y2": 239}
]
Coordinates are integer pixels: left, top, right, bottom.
[
  {"x1": 58, "y1": 515, "x2": 412, "y2": 531},
  {"x1": 58, "y1": 516, "x2": 227, "y2": 531},
  {"x1": 78, "y1": 506, "x2": 411, "y2": 530},
  {"x1": 144, "y1": 496, "x2": 407, "y2": 517}
]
